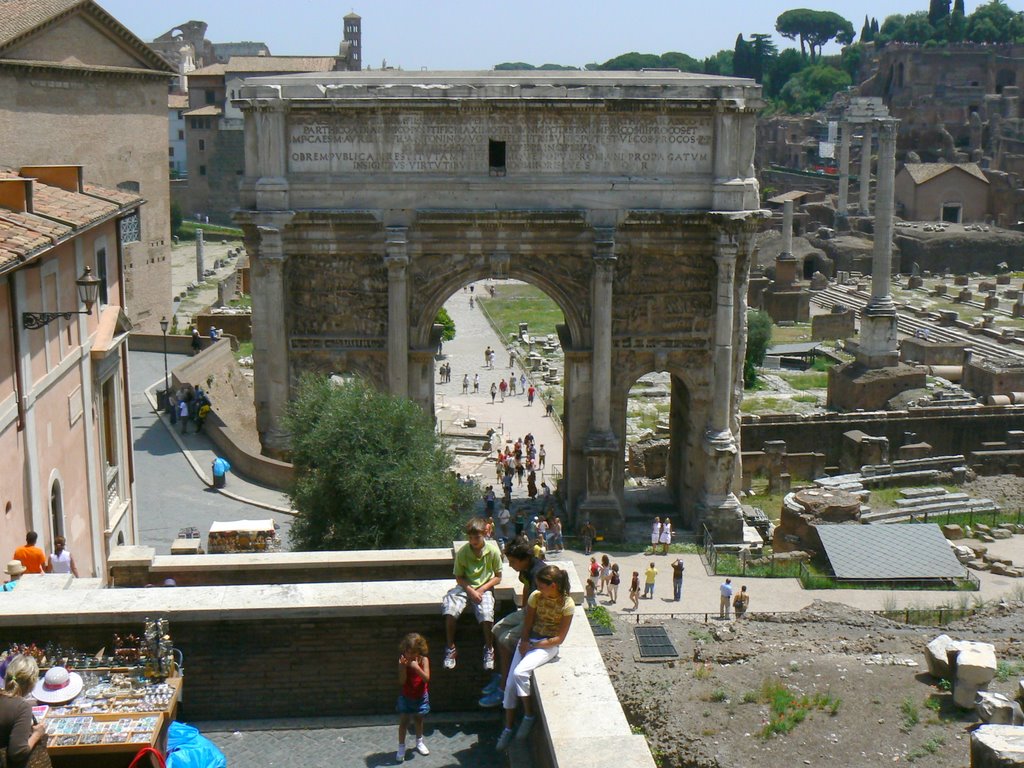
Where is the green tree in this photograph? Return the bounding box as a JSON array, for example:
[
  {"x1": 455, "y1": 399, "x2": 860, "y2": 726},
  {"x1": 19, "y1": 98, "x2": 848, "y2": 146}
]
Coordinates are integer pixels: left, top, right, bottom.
[
  {"x1": 929, "y1": 0, "x2": 951, "y2": 27},
  {"x1": 966, "y1": 0, "x2": 1024, "y2": 43},
  {"x1": 744, "y1": 310, "x2": 773, "y2": 388},
  {"x1": 764, "y1": 48, "x2": 807, "y2": 99},
  {"x1": 285, "y1": 375, "x2": 477, "y2": 551},
  {"x1": 749, "y1": 33, "x2": 778, "y2": 83},
  {"x1": 777, "y1": 63, "x2": 851, "y2": 113},
  {"x1": 703, "y1": 49, "x2": 735, "y2": 75},
  {"x1": 494, "y1": 62, "x2": 536, "y2": 70},
  {"x1": 902, "y1": 12, "x2": 937, "y2": 43},
  {"x1": 596, "y1": 51, "x2": 664, "y2": 70},
  {"x1": 660, "y1": 51, "x2": 704, "y2": 72},
  {"x1": 435, "y1": 307, "x2": 456, "y2": 342},
  {"x1": 949, "y1": 0, "x2": 967, "y2": 41},
  {"x1": 861, "y1": 15, "x2": 873, "y2": 42},
  {"x1": 734, "y1": 34, "x2": 753, "y2": 79},
  {"x1": 169, "y1": 201, "x2": 183, "y2": 235},
  {"x1": 776, "y1": 9, "x2": 855, "y2": 61}
]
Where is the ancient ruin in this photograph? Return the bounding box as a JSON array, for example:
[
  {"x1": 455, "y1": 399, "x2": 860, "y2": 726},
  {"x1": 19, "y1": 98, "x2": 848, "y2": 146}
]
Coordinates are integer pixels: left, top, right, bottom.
[{"x1": 234, "y1": 70, "x2": 765, "y2": 540}]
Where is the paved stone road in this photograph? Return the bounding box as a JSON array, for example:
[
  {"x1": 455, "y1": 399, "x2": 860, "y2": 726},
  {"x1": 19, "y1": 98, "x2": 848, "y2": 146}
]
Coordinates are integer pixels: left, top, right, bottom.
[{"x1": 195, "y1": 714, "x2": 506, "y2": 768}]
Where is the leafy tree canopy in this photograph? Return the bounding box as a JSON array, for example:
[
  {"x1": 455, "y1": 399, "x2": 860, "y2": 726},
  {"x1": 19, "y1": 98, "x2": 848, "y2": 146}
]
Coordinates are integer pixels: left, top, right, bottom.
[
  {"x1": 763, "y1": 48, "x2": 806, "y2": 99},
  {"x1": 777, "y1": 63, "x2": 852, "y2": 113},
  {"x1": 776, "y1": 9, "x2": 855, "y2": 61},
  {"x1": 592, "y1": 51, "x2": 703, "y2": 72},
  {"x1": 435, "y1": 307, "x2": 456, "y2": 343},
  {"x1": 744, "y1": 310, "x2": 774, "y2": 388},
  {"x1": 494, "y1": 62, "x2": 579, "y2": 70},
  {"x1": 966, "y1": 0, "x2": 1024, "y2": 43},
  {"x1": 285, "y1": 375, "x2": 477, "y2": 551}
]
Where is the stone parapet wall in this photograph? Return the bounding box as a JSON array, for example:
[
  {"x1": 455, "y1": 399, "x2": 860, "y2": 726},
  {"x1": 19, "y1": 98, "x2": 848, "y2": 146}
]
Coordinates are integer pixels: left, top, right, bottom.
[{"x1": 742, "y1": 405, "x2": 1024, "y2": 468}]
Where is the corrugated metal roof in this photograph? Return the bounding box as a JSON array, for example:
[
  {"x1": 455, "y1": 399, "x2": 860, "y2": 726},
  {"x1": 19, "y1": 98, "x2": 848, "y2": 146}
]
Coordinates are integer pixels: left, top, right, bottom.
[
  {"x1": 767, "y1": 342, "x2": 823, "y2": 356},
  {"x1": 816, "y1": 524, "x2": 966, "y2": 580}
]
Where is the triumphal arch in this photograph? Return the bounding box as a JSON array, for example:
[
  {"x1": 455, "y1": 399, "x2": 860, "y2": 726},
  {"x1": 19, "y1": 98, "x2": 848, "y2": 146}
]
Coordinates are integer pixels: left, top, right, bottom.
[{"x1": 235, "y1": 71, "x2": 764, "y2": 541}]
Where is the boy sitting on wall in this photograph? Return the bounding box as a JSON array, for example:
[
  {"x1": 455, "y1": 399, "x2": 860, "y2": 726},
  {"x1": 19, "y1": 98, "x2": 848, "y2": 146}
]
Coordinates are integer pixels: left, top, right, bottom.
[{"x1": 442, "y1": 517, "x2": 503, "y2": 670}]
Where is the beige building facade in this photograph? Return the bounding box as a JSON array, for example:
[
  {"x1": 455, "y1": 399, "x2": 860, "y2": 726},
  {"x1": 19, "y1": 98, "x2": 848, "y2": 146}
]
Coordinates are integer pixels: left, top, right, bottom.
[
  {"x1": 0, "y1": 165, "x2": 141, "y2": 578},
  {"x1": 237, "y1": 70, "x2": 765, "y2": 540},
  {"x1": 894, "y1": 163, "x2": 991, "y2": 223},
  {"x1": 0, "y1": 0, "x2": 175, "y2": 333}
]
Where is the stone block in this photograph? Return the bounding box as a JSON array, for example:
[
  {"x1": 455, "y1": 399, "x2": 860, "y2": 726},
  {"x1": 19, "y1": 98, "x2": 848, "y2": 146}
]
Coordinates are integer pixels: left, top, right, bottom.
[
  {"x1": 971, "y1": 724, "x2": 1024, "y2": 767},
  {"x1": 969, "y1": 560, "x2": 992, "y2": 571},
  {"x1": 978, "y1": 693, "x2": 1024, "y2": 725},
  {"x1": 955, "y1": 680, "x2": 980, "y2": 709},
  {"x1": 976, "y1": 523, "x2": 994, "y2": 535},
  {"x1": 925, "y1": 634, "x2": 955, "y2": 678},
  {"x1": 934, "y1": 283, "x2": 948, "y2": 295},
  {"x1": 994, "y1": 529, "x2": 1014, "y2": 540},
  {"x1": 982, "y1": 534, "x2": 997, "y2": 543},
  {"x1": 952, "y1": 642, "x2": 998, "y2": 687},
  {"x1": 955, "y1": 275, "x2": 970, "y2": 286},
  {"x1": 943, "y1": 524, "x2": 966, "y2": 540}
]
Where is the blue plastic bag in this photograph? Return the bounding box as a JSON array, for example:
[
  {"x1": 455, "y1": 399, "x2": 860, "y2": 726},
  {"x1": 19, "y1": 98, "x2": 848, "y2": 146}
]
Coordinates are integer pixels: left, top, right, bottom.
[{"x1": 166, "y1": 721, "x2": 227, "y2": 768}]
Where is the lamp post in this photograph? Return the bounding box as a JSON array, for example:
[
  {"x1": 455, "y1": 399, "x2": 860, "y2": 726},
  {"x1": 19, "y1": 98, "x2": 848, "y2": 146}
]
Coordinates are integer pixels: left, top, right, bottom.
[
  {"x1": 159, "y1": 316, "x2": 170, "y2": 410},
  {"x1": 22, "y1": 266, "x2": 102, "y2": 329}
]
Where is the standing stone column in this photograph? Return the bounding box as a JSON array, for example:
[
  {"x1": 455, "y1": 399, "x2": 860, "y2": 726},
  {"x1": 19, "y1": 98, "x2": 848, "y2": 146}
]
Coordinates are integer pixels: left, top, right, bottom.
[
  {"x1": 251, "y1": 222, "x2": 292, "y2": 457},
  {"x1": 703, "y1": 233, "x2": 743, "y2": 542},
  {"x1": 591, "y1": 229, "x2": 615, "y2": 433},
  {"x1": 857, "y1": 118, "x2": 900, "y2": 368},
  {"x1": 579, "y1": 228, "x2": 622, "y2": 538},
  {"x1": 859, "y1": 125, "x2": 872, "y2": 216},
  {"x1": 195, "y1": 228, "x2": 205, "y2": 284},
  {"x1": 385, "y1": 227, "x2": 410, "y2": 398},
  {"x1": 781, "y1": 199, "x2": 794, "y2": 257},
  {"x1": 838, "y1": 121, "x2": 851, "y2": 217}
]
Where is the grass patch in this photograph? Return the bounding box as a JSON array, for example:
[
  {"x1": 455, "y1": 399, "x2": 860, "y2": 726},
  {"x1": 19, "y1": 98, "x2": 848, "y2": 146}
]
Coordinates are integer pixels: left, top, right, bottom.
[
  {"x1": 176, "y1": 220, "x2": 244, "y2": 240},
  {"x1": 694, "y1": 662, "x2": 713, "y2": 681},
  {"x1": 228, "y1": 294, "x2": 252, "y2": 309},
  {"x1": 234, "y1": 341, "x2": 253, "y2": 361},
  {"x1": 908, "y1": 509, "x2": 1022, "y2": 528},
  {"x1": 770, "y1": 323, "x2": 813, "y2": 343},
  {"x1": 777, "y1": 371, "x2": 828, "y2": 390},
  {"x1": 996, "y1": 658, "x2": 1024, "y2": 682},
  {"x1": 741, "y1": 690, "x2": 759, "y2": 704},
  {"x1": 477, "y1": 283, "x2": 564, "y2": 345},
  {"x1": 689, "y1": 627, "x2": 713, "y2": 643},
  {"x1": 907, "y1": 736, "x2": 945, "y2": 762},
  {"x1": 710, "y1": 688, "x2": 729, "y2": 703},
  {"x1": 714, "y1": 551, "x2": 802, "y2": 578},
  {"x1": 740, "y1": 395, "x2": 798, "y2": 414},
  {"x1": 585, "y1": 605, "x2": 614, "y2": 631},
  {"x1": 792, "y1": 394, "x2": 819, "y2": 404},
  {"x1": 900, "y1": 698, "x2": 920, "y2": 732},
  {"x1": 758, "y1": 678, "x2": 840, "y2": 739}
]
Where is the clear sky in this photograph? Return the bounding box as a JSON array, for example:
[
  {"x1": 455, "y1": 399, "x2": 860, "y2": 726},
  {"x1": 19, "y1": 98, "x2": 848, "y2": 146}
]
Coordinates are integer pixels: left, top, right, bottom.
[{"x1": 99, "y1": 1, "x2": 996, "y2": 70}]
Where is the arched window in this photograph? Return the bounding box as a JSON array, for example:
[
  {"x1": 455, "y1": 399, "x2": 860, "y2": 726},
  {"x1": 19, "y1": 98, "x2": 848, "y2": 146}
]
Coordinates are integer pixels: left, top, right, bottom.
[{"x1": 50, "y1": 478, "x2": 64, "y2": 541}]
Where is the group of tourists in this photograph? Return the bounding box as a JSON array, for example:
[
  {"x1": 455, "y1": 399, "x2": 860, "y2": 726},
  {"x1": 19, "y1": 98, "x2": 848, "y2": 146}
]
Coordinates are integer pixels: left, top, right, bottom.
[
  {"x1": 437, "y1": 362, "x2": 452, "y2": 383},
  {"x1": 411, "y1": 517, "x2": 573, "y2": 758},
  {"x1": 5, "y1": 531, "x2": 78, "y2": 591},
  {"x1": 168, "y1": 383, "x2": 212, "y2": 434}
]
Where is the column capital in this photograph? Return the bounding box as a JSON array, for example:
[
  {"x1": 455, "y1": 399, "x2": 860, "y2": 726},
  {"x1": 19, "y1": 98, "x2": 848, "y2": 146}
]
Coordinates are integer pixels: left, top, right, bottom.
[
  {"x1": 385, "y1": 226, "x2": 409, "y2": 269},
  {"x1": 256, "y1": 226, "x2": 287, "y2": 263},
  {"x1": 875, "y1": 117, "x2": 901, "y2": 139},
  {"x1": 593, "y1": 227, "x2": 617, "y2": 265}
]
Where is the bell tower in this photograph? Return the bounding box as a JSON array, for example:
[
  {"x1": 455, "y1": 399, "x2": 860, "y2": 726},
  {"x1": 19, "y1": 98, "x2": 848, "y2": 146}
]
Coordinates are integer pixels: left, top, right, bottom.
[{"x1": 342, "y1": 12, "x2": 361, "y2": 71}]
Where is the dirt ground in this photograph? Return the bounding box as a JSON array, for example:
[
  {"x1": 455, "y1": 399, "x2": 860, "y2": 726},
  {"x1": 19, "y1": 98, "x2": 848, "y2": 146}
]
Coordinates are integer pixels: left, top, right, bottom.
[{"x1": 601, "y1": 600, "x2": 1024, "y2": 768}]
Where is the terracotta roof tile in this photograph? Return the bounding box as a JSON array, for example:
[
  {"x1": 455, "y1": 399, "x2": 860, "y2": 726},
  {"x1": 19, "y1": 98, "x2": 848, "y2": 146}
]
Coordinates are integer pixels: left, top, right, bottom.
[
  {"x1": 83, "y1": 182, "x2": 142, "y2": 207},
  {"x1": 226, "y1": 56, "x2": 338, "y2": 74},
  {"x1": 189, "y1": 63, "x2": 227, "y2": 77},
  {"x1": 0, "y1": 0, "x2": 83, "y2": 49},
  {"x1": 30, "y1": 182, "x2": 117, "y2": 226}
]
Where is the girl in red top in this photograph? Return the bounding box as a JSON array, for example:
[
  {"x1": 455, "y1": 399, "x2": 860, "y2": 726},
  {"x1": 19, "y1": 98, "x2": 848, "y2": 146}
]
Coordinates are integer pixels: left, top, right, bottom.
[{"x1": 397, "y1": 632, "x2": 431, "y2": 761}]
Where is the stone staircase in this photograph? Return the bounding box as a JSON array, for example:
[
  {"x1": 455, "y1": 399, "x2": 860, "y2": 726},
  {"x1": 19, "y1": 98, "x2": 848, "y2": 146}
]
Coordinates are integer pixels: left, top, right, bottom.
[{"x1": 859, "y1": 486, "x2": 999, "y2": 524}]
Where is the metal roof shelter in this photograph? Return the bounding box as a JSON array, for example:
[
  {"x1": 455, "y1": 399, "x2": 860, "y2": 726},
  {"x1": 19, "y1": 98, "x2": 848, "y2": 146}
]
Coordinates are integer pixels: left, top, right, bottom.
[{"x1": 816, "y1": 524, "x2": 966, "y2": 581}]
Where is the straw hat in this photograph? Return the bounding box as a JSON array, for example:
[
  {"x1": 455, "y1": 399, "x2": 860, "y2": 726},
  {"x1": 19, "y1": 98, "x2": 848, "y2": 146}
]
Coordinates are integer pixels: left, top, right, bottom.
[
  {"x1": 32, "y1": 667, "x2": 83, "y2": 704},
  {"x1": 5, "y1": 561, "x2": 25, "y2": 576}
]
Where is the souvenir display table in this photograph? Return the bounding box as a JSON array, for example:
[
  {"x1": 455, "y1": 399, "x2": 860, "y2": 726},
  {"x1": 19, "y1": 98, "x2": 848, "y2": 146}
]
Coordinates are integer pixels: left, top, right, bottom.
[{"x1": 207, "y1": 518, "x2": 278, "y2": 553}]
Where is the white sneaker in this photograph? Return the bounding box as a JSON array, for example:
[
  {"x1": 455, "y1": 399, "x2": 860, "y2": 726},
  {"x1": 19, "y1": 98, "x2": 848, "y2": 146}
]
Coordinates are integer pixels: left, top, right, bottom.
[
  {"x1": 495, "y1": 727, "x2": 514, "y2": 751},
  {"x1": 444, "y1": 646, "x2": 457, "y2": 670},
  {"x1": 483, "y1": 646, "x2": 495, "y2": 670},
  {"x1": 516, "y1": 715, "x2": 536, "y2": 740},
  {"x1": 396, "y1": 744, "x2": 406, "y2": 762},
  {"x1": 415, "y1": 740, "x2": 429, "y2": 756}
]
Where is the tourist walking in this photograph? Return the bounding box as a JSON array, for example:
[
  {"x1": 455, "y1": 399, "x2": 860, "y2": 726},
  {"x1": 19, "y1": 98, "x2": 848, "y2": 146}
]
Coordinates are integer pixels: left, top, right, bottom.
[
  {"x1": 490, "y1": 382, "x2": 498, "y2": 404},
  {"x1": 396, "y1": 632, "x2": 431, "y2": 762},
  {"x1": 598, "y1": 555, "x2": 612, "y2": 594},
  {"x1": 608, "y1": 563, "x2": 620, "y2": 604},
  {"x1": 519, "y1": 373, "x2": 527, "y2": 394},
  {"x1": 499, "y1": 379, "x2": 507, "y2": 401},
  {"x1": 485, "y1": 346, "x2": 492, "y2": 368},
  {"x1": 46, "y1": 536, "x2": 78, "y2": 577},
  {"x1": 190, "y1": 326, "x2": 201, "y2": 355},
  {"x1": 671, "y1": 558, "x2": 684, "y2": 602},
  {"x1": 538, "y1": 445, "x2": 546, "y2": 468},
  {"x1": 508, "y1": 349, "x2": 515, "y2": 368},
  {"x1": 463, "y1": 374, "x2": 469, "y2": 394},
  {"x1": 733, "y1": 585, "x2": 749, "y2": 618},
  {"x1": 719, "y1": 578, "x2": 734, "y2": 619},
  {"x1": 488, "y1": 348, "x2": 496, "y2": 369},
  {"x1": 580, "y1": 520, "x2": 595, "y2": 555},
  {"x1": 628, "y1": 571, "x2": 640, "y2": 610},
  {"x1": 474, "y1": 374, "x2": 480, "y2": 394},
  {"x1": 643, "y1": 562, "x2": 657, "y2": 599},
  {"x1": 509, "y1": 374, "x2": 517, "y2": 396},
  {"x1": 527, "y1": 385, "x2": 535, "y2": 406}
]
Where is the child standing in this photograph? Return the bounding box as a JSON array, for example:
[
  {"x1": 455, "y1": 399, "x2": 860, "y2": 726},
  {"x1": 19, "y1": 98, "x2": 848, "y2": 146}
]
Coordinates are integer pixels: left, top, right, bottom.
[
  {"x1": 397, "y1": 633, "x2": 431, "y2": 761},
  {"x1": 441, "y1": 517, "x2": 503, "y2": 671},
  {"x1": 598, "y1": 555, "x2": 612, "y2": 595},
  {"x1": 496, "y1": 566, "x2": 575, "y2": 751},
  {"x1": 585, "y1": 578, "x2": 597, "y2": 608},
  {"x1": 588, "y1": 556, "x2": 600, "y2": 582}
]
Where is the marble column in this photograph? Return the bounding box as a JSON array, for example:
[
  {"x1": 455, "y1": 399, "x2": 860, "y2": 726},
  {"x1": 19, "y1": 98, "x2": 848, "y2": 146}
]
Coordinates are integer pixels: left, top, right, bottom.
[
  {"x1": 781, "y1": 200, "x2": 794, "y2": 256},
  {"x1": 579, "y1": 228, "x2": 622, "y2": 537},
  {"x1": 195, "y1": 229, "x2": 205, "y2": 284},
  {"x1": 859, "y1": 125, "x2": 872, "y2": 216},
  {"x1": 591, "y1": 229, "x2": 615, "y2": 434},
  {"x1": 837, "y1": 121, "x2": 851, "y2": 217},
  {"x1": 251, "y1": 222, "x2": 292, "y2": 457},
  {"x1": 385, "y1": 226, "x2": 410, "y2": 398},
  {"x1": 856, "y1": 118, "x2": 900, "y2": 369},
  {"x1": 702, "y1": 233, "x2": 743, "y2": 542}
]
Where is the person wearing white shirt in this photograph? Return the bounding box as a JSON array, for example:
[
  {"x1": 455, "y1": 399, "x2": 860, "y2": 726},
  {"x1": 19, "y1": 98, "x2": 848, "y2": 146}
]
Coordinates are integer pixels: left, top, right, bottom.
[{"x1": 46, "y1": 537, "x2": 78, "y2": 577}]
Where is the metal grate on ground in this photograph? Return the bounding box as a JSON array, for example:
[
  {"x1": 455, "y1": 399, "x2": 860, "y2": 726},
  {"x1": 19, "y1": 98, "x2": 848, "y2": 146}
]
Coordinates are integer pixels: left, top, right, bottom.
[
  {"x1": 633, "y1": 625, "x2": 678, "y2": 658},
  {"x1": 588, "y1": 616, "x2": 613, "y2": 636}
]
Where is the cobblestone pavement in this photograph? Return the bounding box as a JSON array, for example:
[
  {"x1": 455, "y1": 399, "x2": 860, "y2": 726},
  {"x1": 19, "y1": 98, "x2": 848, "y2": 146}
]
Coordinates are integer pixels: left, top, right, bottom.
[{"x1": 195, "y1": 714, "x2": 506, "y2": 768}]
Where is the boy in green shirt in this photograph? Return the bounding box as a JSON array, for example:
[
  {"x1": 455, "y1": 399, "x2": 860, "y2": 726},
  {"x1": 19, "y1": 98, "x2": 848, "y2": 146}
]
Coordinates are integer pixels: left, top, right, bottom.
[{"x1": 442, "y1": 517, "x2": 503, "y2": 670}]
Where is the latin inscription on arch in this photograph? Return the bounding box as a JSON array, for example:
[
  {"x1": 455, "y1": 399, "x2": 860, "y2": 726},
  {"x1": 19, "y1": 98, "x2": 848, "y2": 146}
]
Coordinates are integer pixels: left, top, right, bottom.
[{"x1": 288, "y1": 112, "x2": 713, "y2": 176}]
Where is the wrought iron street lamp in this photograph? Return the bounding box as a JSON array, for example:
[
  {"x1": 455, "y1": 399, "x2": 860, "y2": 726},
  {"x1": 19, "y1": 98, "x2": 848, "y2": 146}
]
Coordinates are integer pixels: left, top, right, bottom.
[
  {"x1": 159, "y1": 316, "x2": 170, "y2": 405},
  {"x1": 22, "y1": 266, "x2": 102, "y2": 330}
]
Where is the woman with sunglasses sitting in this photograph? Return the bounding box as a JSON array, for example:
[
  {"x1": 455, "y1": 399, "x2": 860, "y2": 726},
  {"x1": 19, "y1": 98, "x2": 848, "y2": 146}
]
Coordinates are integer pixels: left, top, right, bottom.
[{"x1": 495, "y1": 565, "x2": 575, "y2": 751}]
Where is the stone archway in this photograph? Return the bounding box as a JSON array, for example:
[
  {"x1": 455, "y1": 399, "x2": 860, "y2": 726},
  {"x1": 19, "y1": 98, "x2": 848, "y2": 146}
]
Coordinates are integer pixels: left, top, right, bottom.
[{"x1": 235, "y1": 70, "x2": 765, "y2": 540}]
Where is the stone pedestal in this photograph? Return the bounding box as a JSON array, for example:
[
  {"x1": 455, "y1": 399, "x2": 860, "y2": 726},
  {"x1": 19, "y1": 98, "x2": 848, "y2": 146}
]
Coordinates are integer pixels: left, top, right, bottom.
[
  {"x1": 827, "y1": 361, "x2": 927, "y2": 411},
  {"x1": 773, "y1": 487, "x2": 861, "y2": 555},
  {"x1": 578, "y1": 432, "x2": 622, "y2": 539}
]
